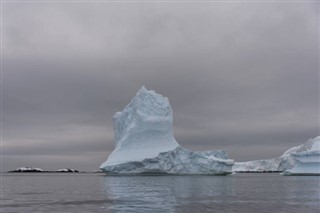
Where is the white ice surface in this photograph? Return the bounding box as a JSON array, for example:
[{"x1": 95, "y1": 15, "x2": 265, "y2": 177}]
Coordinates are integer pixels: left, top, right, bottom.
[
  {"x1": 101, "y1": 86, "x2": 179, "y2": 167},
  {"x1": 12, "y1": 167, "x2": 44, "y2": 172},
  {"x1": 100, "y1": 86, "x2": 234, "y2": 174},
  {"x1": 311, "y1": 136, "x2": 320, "y2": 151}
]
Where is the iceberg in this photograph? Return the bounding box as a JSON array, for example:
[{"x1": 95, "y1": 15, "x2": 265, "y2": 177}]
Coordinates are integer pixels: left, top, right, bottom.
[
  {"x1": 232, "y1": 159, "x2": 282, "y2": 173},
  {"x1": 9, "y1": 167, "x2": 44, "y2": 172},
  {"x1": 233, "y1": 136, "x2": 320, "y2": 175},
  {"x1": 56, "y1": 168, "x2": 79, "y2": 173},
  {"x1": 282, "y1": 137, "x2": 320, "y2": 176},
  {"x1": 100, "y1": 86, "x2": 234, "y2": 175}
]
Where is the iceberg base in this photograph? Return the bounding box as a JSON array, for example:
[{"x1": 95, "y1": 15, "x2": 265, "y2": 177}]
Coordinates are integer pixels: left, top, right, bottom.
[{"x1": 101, "y1": 146, "x2": 234, "y2": 175}]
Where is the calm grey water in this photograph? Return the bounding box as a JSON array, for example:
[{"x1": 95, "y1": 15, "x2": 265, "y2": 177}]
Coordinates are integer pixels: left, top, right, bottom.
[{"x1": 1, "y1": 173, "x2": 319, "y2": 213}]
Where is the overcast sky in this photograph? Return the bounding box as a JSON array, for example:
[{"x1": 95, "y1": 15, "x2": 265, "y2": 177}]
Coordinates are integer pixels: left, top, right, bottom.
[{"x1": 2, "y1": 1, "x2": 319, "y2": 171}]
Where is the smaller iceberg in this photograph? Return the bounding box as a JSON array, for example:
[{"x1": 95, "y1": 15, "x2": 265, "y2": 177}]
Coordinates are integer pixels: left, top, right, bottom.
[
  {"x1": 100, "y1": 86, "x2": 234, "y2": 175},
  {"x1": 9, "y1": 167, "x2": 44, "y2": 172},
  {"x1": 233, "y1": 136, "x2": 320, "y2": 175},
  {"x1": 56, "y1": 168, "x2": 79, "y2": 173},
  {"x1": 282, "y1": 137, "x2": 320, "y2": 176}
]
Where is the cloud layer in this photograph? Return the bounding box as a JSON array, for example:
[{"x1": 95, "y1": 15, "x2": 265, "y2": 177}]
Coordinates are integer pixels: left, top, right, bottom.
[{"x1": 2, "y1": 2, "x2": 319, "y2": 171}]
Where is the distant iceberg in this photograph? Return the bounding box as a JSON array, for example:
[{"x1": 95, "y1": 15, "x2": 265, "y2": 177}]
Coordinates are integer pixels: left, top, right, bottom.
[
  {"x1": 9, "y1": 167, "x2": 44, "y2": 172},
  {"x1": 8, "y1": 167, "x2": 81, "y2": 173},
  {"x1": 56, "y1": 168, "x2": 79, "y2": 173},
  {"x1": 233, "y1": 136, "x2": 320, "y2": 175},
  {"x1": 100, "y1": 86, "x2": 234, "y2": 175}
]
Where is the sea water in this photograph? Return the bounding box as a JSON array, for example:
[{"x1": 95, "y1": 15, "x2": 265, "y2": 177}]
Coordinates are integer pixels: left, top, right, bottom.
[{"x1": 1, "y1": 173, "x2": 319, "y2": 213}]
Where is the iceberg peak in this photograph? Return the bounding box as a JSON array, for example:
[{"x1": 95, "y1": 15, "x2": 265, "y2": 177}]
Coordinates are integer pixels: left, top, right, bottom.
[
  {"x1": 105, "y1": 86, "x2": 178, "y2": 166},
  {"x1": 138, "y1": 85, "x2": 148, "y2": 93}
]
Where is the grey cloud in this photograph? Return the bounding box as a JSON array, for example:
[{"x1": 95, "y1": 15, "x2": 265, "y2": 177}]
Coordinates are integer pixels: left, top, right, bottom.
[{"x1": 2, "y1": 2, "x2": 319, "y2": 171}]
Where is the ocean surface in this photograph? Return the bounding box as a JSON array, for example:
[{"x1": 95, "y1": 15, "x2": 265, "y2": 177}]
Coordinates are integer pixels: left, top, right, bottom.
[{"x1": 1, "y1": 173, "x2": 319, "y2": 213}]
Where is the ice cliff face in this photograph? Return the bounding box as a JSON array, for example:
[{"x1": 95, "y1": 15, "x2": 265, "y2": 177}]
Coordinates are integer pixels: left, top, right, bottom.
[
  {"x1": 101, "y1": 86, "x2": 179, "y2": 167},
  {"x1": 100, "y1": 86, "x2": 234, "y2": 175},
  {"x1": 233, "y1": 136, "x2": 320, "y2": 173}
]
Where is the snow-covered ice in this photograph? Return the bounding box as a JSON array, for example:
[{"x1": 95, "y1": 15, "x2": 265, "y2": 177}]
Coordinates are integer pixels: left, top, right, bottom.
[
  {"x1": 233, "y1": 136, "x2": 320, "y2": 175},
  {"x1": 282, "y1": 136, "x2": 320, "y2": 176},
  {"x1": 56, "y1": 168, "x2": 79, "y2": 172},
  {"x1": 10, "y1": 167, "x2": 44, "y2": 172},
  {"x1": 100, "y1": 86, "x2": 234, "y2": 175}
]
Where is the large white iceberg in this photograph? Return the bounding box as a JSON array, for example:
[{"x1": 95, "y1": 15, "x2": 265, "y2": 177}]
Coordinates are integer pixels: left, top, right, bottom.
[
  {"x1": 233, "y1": 136, "x2": 320, "y2": 175},
  {"x1": 100, "y1": 86, "x2": 234, "y2": 175}
]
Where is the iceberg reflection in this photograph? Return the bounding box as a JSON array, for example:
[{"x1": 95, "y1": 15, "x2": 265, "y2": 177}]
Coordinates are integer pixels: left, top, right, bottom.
[{"x1": 100, "y1": 175, "x2": 234, "y2": 212}]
